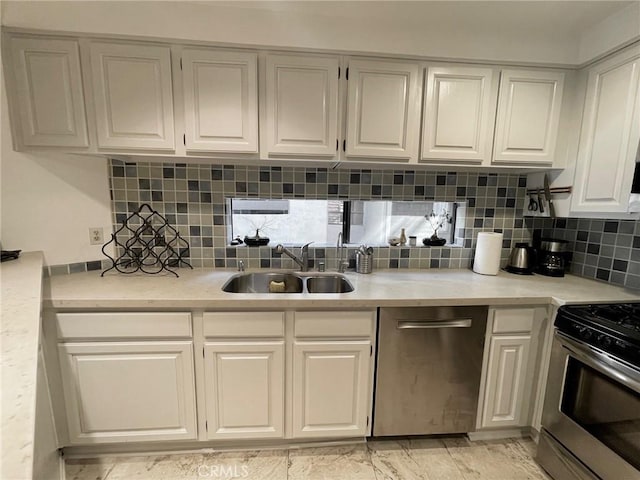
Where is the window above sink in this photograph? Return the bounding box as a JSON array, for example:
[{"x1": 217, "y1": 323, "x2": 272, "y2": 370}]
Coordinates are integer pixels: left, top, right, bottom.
[{"x1": 228, "y1": 198, "x2": 460, "y2": 247}]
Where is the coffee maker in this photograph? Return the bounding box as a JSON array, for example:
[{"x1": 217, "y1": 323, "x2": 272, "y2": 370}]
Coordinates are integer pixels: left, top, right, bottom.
[{"x1": 537, "y1": 238, "x2": 570, "y2": 277}]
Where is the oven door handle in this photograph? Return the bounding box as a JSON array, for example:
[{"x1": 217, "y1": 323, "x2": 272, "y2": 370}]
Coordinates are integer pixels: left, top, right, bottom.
[{"x1": 557, "y1": 333, "x2": 640, "y2": 395}]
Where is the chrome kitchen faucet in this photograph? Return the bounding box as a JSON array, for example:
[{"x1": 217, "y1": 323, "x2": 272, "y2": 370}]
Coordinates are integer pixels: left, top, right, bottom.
[{"x1": 274, "y1": 242, "x2": 313, "y2": 272}]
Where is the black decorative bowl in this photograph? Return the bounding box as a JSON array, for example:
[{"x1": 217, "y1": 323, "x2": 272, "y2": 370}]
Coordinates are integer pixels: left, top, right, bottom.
[
  {"x1": 244, "y1": 236, "x2": 270, "y2": 247},
  {"x1": 243, "y1": 229, "x2": 270, "y2": 247},
  {"x1": 422, "y1": 237, "x2": 446, "y2": 247}
]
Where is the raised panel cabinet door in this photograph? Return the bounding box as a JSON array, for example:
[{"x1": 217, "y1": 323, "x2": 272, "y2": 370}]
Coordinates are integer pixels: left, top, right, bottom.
[
  {"x1": 421, "y1": 65, "x2": 496, "y2": 163},
  {"x1": 9, "y1": 36, "x2": 88, "y2": 148},
  {"x1": 493, "y1": 70, "x2": 565, "y2": 164},
  {"x1": 292, "y1": 341, "x2": 371, "y2": 438},
  {"x1": 89, "y1": 42, "x2": 175, "y2": 150},
  {"x1": 182, "y1": 50, "x2": 258, "y2": 153},
  {"x1": 481, "y1": 335, "x2": 531, "y2": 428},
  {"x1": 264, "y1": 54, "x2": 339, "y2": 156},
  {"x1": 571, "y1": 47, "x2": 640, "y2": 213},
  {"x1": 346, "y1": 59, "x2": 421, "y2": 161},
  {"x1": 58, "y1": 341, "x2": 197, "y2": 444},
  {"x1": 204, "y1": 342, "x2": 284, "y2": 439}
]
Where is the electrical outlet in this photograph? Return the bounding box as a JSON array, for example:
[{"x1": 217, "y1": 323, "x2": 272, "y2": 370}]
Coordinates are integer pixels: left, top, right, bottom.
[{"x1": 89, "y1": 227, "x2": 104, "y2": 245}]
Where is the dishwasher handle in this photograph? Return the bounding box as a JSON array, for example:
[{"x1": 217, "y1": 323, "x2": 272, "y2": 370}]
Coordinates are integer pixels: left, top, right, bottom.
[{"x1": 396, "y1": 319, "x2": 473, "y2": 329}]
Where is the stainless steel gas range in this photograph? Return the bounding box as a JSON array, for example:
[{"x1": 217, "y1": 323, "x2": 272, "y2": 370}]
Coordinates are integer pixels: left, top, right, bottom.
[{"x1": 537, "y1": 303, "x2": 640, "y2": 480}]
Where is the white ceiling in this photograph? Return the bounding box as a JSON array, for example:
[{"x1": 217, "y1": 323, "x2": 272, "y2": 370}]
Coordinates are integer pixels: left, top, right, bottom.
[
  {"x1": 1, "y1": 1, "x2": 638, "y2": 65},
  {"x1": 212, "y1": 0, "x2": 634, "y2": 36}
]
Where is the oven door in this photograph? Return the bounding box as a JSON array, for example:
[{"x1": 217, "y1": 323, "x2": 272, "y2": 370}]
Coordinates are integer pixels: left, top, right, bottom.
[{"x1": 542, "y1": 332, "x2": 640, "y2": 480}]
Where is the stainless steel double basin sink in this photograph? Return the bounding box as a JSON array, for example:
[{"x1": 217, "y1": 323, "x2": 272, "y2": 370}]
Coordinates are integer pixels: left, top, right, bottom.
[{"x1": 222, "y1": 271, "x2": 354, "y2": 294}]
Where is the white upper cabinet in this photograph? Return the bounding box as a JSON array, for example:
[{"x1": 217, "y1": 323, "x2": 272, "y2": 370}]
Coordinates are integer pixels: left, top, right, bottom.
[
  {"x1": 421, "y1": 65, "x2": 497, "y2": 163},
  {"x1": 571, "y1": 46, "x2": 640, "y2": 213},
  {"x1": 493, "y1": 70, "x2": 565, "y2": 164},
  {"x1": 182, "y1": 49, "x2": 258, "y2": 153},
  {"x1": 264, "y1": 54, "x2": 339, "y2": 157},
  {"x1": 89, "y1": 42, "x2": 175, "y2": 150},
  {"x1": 8, "y1": 36, "x2": 88, "y2": 148},
  {"x1": 345, "y1": 59, "x2": 422, "y2": 161}
]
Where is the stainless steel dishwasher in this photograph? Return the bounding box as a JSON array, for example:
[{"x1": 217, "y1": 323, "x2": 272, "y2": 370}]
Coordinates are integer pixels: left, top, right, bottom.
[{"x1": 373, "y1": 306, "x2": 488, "y2": 436}]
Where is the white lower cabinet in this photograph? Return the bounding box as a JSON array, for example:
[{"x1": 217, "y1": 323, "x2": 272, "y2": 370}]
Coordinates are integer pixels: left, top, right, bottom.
[
  {"x1": 292, "y1": 341, "x2": 371, "y2": 438},
  {"x1": 203, "y1": 342, "x2": 284, "y2": 439},
  {"x1": 53, "y1": 309, "x2": 376, "y2": 446},
  {"x1": 202, "y1": 311, "x2": 285, "y2": 440},
  {"x1": 481, "y1": 335, "x2": 531, "y2": 428},
  {"x1": 58, "y1": 341, "x2": 197, "y2": 444},
  {"x1": 478, "y1": 307, "x2": 536, "y2": 430},
  {"x1": 291, "y1": 310, "x2": 375, "y2": 438},
  {"x1": 202, "y1": 310, "x2": 375, "y2": 440},
  {"x1": 54, "y1": 312, "x2": 197, "y2": 445}
]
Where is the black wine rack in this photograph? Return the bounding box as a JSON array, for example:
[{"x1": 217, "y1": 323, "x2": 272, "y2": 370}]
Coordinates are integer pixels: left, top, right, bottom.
[{"x1": 102, "y1": 203, "x2": 192, "y2": 277}]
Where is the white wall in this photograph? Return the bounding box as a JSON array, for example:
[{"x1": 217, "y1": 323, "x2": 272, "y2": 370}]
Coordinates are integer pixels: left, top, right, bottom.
[
  {"x1": 578, "y1": 2, "x2": 640, "y2": 65},
  {"x1": 0, "y1": 76, "x2": 113, "y2": 265},
  {"x1": 0, "y1": 1, "x2": 637, "y2": 265},
  {"x1": 1, "y1": 1, "x2": 635, "y2": 66}
]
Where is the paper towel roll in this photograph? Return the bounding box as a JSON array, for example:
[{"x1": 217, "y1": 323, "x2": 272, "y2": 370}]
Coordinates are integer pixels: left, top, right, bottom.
[{"x1": 473, "y1": 232, "x2": 503, "y2": 275}]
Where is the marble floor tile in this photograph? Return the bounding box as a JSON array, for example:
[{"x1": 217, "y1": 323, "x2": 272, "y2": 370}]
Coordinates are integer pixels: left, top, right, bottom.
[
  {"x1": 442, "y1": 437, "x2": 549, "y2": 480},
  {"x1": 65, "y1": 437, "x2": 550, "y2": 480},
  {"x1": 91, "y1": 453, "x2": 207, "y2": 480},
  {"x1": 400, "y1": 438, "x2": 466, "y2": 480},
  {"x1": 368, "y1": 439, "x2": 429, "y2": 480},
  {"x1": 199, "y1": 450, "x2": 288, "y2": 480},
  {"x1": 288, "y1": 444, "x2": 377, "y2": 480},
  {"x1": 65, "y1": 457, "x2": 116, "y2": 480},
  {"x1": 68, "y1": 450, "x2": 288, "y2": 480},
  {"x1": 501, "y1": 439, "x2": 551, "y2": 480}
]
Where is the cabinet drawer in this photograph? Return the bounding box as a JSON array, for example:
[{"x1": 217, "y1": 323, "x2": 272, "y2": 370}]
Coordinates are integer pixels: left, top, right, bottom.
[
  {"x1": 56, "y1": 312, "x2": 192, "y2": 340},
  {"x1": 492, "y1": 308, "x2": 535, "y2": 334},
  {"x1": 203, "y1": 312, "x2": 285, "y2": 337},
  {"x1": 294, "y1": 311, "x2": 375, "y2": 337}
]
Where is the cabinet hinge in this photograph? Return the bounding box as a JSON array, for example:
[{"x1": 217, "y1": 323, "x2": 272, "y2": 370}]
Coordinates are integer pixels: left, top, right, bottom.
[
  {"x1": 183, "y1": 134, "x2": 186, "y2": 146},
  {"x1": 346, "y1": 67, "x2": 349, "y2": 80},
  {"x1": 343, "y1": 139, "x2": 346, "y2": 152},
  {"x1": 338, "y1": 67, "x2": 341, "y2": 79}
]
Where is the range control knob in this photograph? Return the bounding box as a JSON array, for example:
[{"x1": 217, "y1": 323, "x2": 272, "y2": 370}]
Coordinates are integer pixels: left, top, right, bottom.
[
  {"x1": 597, "y1": 334, "x2": 612, "y2": 349},
  {"x1": 581, "y1": 329, "x2": 593, "y2": 340},
  {"x1": 614, "y1": 340, "x2": 627, "y2": 351}
]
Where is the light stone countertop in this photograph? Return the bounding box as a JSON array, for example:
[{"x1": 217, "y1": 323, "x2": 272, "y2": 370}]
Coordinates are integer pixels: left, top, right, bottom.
[
  {"x1": 44, "y1": 267, "x2": 640, "y2": 309},
  {"x1": 4, "y1": 260, "x2": 639, "y2": 480},
  {"x1": 1, "y1": 252, "x2": 44, "y2": 480}
]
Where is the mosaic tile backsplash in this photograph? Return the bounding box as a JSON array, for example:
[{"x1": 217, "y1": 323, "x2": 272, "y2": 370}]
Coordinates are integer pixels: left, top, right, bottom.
[
  {"x1": 44, "y1": 159, "x2": 639, "y2": 290},
  {"x1": 104, "y1": 160, "x2": 532, "y2": 272},
  {"x1": 528, "y1": 217, "x2": 640, "y2": 289}
]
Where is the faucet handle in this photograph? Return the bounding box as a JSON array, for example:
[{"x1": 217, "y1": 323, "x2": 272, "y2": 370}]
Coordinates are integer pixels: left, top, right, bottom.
[{"x1": 302, "y1": 242, "x2": 314, "y2": 251}]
